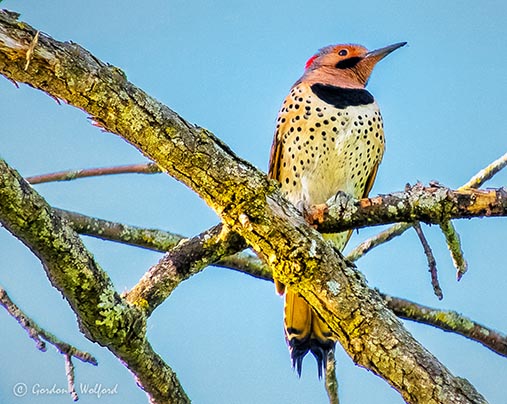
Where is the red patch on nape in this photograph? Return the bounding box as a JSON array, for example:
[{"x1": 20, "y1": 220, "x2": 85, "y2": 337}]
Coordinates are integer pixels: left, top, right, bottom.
[{"x1": 305, "y1": 54, "x2": 318, "y2": 70}]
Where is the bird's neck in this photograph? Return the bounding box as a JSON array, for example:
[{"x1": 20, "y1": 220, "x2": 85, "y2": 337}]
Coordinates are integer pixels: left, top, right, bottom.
[{"x1": 301, "y1": 66, "x2": 367, "y2": 89}]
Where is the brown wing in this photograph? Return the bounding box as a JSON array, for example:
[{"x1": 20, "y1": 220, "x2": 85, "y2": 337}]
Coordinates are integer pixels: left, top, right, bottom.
[
  {"x1": 267, "y1": 125, "x2": 283, "y2": 181},
  {"x1": 269, "y1": 95, "x2": 291, "y2": 294},
  {"x1": 362, "y1": 161, "x2": 380, "y2": 198},
  {"x1": 267, "y1": 83, "x2": 302, "y2": 181}
]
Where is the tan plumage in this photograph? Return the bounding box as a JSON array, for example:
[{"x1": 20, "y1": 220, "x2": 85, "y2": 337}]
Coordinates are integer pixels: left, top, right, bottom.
[{"x1": 268, "y1": 42, "x2": 406, "y2": 376}]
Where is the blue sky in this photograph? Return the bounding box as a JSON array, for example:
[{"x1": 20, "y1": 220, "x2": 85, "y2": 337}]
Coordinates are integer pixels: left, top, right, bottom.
[{"x1": 0, "y1": 1, "x2": 506, "y2": 403}]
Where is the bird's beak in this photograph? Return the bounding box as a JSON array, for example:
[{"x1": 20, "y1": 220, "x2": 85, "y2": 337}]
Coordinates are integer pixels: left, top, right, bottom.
[{"x1": 366, "y1": 42, "x2": 407, "y2": 62}]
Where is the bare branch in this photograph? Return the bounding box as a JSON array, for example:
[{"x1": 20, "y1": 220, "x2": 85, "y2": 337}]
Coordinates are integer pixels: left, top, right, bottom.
[
  {"x1": 382, "y1": 293, "x2": 507, "y2": 358},
  {"x1": 126, "y1": 224, "x2": 246, "y2": 314},
  {"x1": 56, "y1": 208, "x2": 185, "y2": 252},
  {"x1": 308, "y1": 184, "x2": 507, "y2": 233},
  {"x1": 64, "y1": 354, "x2": 79, "y2": 402},
  {"x1": 215, "y1": 250, "x2": 272, "y2": 281},
  {"x1": 346, "y1": 222, "x2": 411, "y2": 262},
  {"x1": 325, "y1": 351, "x2": 339, "y2": 404},
  {"x1": 0, "y1": 285, "x2": 94, "y2": 401},
  {"x1": 26, "y1": 162, "x2": 161, "y2": 184},
  {"x1": 58, "y1": 208, "x2": 271, "y2": 283},
  {"x1": 0, "y1": 286, "x2": 97, "y2": 364},
  {"x1": 412, "y1": 222, "x2": 443, "y2": 300},
  {"x1": 459, "y1": 151, "x2": 507, "y2": 190}
]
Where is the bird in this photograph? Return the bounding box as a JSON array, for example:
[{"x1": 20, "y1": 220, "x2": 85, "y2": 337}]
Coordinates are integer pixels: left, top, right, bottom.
[{"x1": 268, "y1": 41, "x2": 406, "y2": 377}]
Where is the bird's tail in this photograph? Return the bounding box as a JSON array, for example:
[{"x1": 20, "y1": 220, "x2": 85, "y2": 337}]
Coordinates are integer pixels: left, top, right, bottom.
[
  {"x1": 278, "y1": 231, "x2": 350, "y2": 377},
  {"x1": 283, "y1": 289, "x2": 335, "y2": 377}
]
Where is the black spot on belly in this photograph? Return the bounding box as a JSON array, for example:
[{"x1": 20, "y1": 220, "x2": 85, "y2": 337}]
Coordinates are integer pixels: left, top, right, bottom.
[{"x1": 310, "y1": 83, "x2": 374, "y2": 109}]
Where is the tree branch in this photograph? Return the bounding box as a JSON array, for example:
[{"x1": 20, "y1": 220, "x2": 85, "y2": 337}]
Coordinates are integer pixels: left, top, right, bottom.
[
  {"x1": 55, "y1": 208, "x2": 185, "y2": 252},
  {"x1": 26, "y1": 162, "x2": 161, "y2": 184},
  {"x1": 325, "y1": 350, "x2": 340, "y2": 404},
  {"x1": 0, "y1": 11, "x2": 488, "y2": 403},
  {"x1": 0, "y1": 286, "x2": 97, "y2": 365},
  {"x1": 64, "y1": 354, "x2": 79, "y2": 401},
  {"x1": 346, "y1": 222, "x2": 411, "y2": 262},
  {"x1": 439, "y1": 220, "x2": 468, "y2": 280},
  {"x1": 0, "y1": 159, "x2": 189, "y2": 404},
  {"x1": 381, "y1": 293, "x2": 507, "y2": 358},
  {"x1": 57, "y1": 208, "x2": 271, "y2": 283},
  {"x1": 459, "y1": 152, "x2": 507, "y2": 190},
  {"x1": 307, "y1": 184, "x2": 507, "y2": 233},
  {"x1": 125, "y1": 224, "x2": 247, "y2": 315},
  {"x1": 412, "y1": 222, "x2": 442, "y2": 300}
]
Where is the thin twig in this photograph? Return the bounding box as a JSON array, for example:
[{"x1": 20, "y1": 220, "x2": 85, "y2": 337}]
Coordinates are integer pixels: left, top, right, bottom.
[
  {"x1": 346, "y1": 223, "x2": 411, "y2": 262},
  {"x1": 382, "y1": 293, "x2": 507, "y2": 357},
  {"x1": 26, "y1": 162, "x2": 161, "y2": 184},
  {"x1": 0, "y1": 286, "x2": 98, "y2": 365},
  {"x1": 439, "y1": 220, "x2": 468, "y2": 280},
  {"x1": 459, "y1": 151, "x2": 507, "y2": 190},
  {"x1": 325, "y1": 350, "x2": 339, "y2": 404},
  {"x1": 65, "y1": 354, "x2": 79, "y2": 402},
  {"x1": 215, "y1": 251, "x2": 271, "y2": 281},
  {"x1": 413, "y1": 222, "x2": 443, "y2": 299}
]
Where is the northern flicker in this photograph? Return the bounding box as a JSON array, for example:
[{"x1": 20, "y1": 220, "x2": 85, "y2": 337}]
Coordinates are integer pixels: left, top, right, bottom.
[{"x1": 268, "y1": 42, "x2": 406, "y2": 376}]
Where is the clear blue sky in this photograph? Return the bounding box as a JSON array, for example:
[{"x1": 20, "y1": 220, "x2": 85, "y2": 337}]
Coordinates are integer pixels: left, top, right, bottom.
[{"x1": 1, "y1": 1, "x2": 506, "y2": 403}]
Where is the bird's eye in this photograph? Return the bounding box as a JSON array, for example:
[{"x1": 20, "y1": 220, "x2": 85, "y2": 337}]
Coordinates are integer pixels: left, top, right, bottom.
[{"x1": 338, "y1": 49, "x2": 348, "y2": 56}]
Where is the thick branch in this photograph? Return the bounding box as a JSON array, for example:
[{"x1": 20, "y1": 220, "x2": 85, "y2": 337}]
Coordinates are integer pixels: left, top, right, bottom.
[
  {"x1": 308, "y1": 185, "x2": 507, "y2": 233},
  {"x1": 126, "y1": 224, "x2": 247, "y2": 315},
  {"x1": 0, "y1": 159, "x2": 189, "y2": 404},
  {"x1": 0, "y1": 12, "x2": 487, "y2": 403}
]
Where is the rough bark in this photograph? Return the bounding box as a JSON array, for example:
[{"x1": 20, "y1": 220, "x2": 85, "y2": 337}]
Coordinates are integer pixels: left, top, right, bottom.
[
  {"x1": 0, "y1": 159, "x2": 189, "y2": 404},
  {"x1": 0, "y1": 10, "x2": 489, "y2": 403},
  {"x1": 307, "y1": 185, "x2": 507, "y2": 232},
  {"x1": 56, "y1": 208, "x2": 186, "y2": 252},
  {"x1": 126, "y1": 223, "x2": 247, "y2": 315}
]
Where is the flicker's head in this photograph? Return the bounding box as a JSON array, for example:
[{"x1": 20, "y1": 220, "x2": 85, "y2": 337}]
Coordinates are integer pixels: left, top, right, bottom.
[{"x1": 302, "y1": 42, "x2": 407, "y2": 88}]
